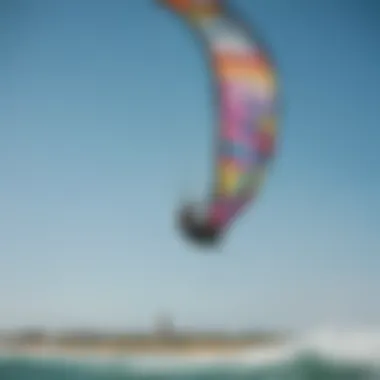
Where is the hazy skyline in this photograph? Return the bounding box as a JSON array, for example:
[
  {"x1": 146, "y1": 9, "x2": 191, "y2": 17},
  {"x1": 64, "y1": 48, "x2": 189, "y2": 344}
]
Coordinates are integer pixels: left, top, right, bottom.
[{"x1": 0, "y1": 0, "x2": 379, "y2": 331}]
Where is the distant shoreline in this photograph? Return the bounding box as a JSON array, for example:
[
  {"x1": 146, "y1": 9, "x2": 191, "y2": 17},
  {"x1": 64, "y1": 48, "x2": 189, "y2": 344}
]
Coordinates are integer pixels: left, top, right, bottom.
[
  {"x1": 0, "y1": 344, "x2": 276, "y2": 358},
  {"x1": 0, "y1": 332, "x2": 287, "y2": 357}
]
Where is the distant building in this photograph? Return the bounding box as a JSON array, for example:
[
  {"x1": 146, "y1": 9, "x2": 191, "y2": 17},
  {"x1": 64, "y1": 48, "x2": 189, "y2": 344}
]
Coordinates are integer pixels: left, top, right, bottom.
[
  {"x1": 154, "y1": 314, "x2": 175, "y2": 337},
  {"x1": 11, "y1": 328, "x2": 47, "y2": 345}
]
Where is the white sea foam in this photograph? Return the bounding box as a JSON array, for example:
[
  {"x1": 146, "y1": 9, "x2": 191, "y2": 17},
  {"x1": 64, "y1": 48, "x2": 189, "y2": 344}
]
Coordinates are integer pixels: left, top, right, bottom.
[
  {"x1": 235, "y1": 327, "x2": 380, "y2": 368},
  {"x1": 297, "y1": 327, "x2": 380, "y2": 364}
]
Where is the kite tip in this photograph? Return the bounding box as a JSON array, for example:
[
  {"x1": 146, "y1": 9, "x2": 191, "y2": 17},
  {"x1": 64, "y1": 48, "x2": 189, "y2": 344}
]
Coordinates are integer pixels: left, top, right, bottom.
[
  {"x1": 177, "y1": 204, "x2": 221, "y2": 249},
  {"x1": 156, "y1": 0, "x2": 222, "y2": 15}
]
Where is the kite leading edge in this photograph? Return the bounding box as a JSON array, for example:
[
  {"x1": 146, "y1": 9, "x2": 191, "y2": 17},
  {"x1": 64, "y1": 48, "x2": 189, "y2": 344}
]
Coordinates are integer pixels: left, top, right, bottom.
[{"x1": 158, "y1": 0, "x2": 278, "y2": 248}]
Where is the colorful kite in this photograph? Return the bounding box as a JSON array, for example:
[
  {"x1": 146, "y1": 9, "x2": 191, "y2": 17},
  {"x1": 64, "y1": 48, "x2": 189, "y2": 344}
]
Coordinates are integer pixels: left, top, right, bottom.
[{"x1": 158, "y1": 0, "x2": 278, "y2": 248}]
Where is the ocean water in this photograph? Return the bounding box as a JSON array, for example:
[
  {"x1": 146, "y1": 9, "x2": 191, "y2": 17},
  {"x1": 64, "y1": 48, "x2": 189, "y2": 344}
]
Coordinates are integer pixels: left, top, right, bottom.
[{"x1": 1, "y1": 329, "x2": 379, "y2": 380}]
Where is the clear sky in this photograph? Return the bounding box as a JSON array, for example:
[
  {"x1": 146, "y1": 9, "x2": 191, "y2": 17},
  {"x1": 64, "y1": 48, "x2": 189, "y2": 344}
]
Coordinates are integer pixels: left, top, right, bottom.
[{"x1": 0, "y1": 0, "x2": 379, "y2": 332}]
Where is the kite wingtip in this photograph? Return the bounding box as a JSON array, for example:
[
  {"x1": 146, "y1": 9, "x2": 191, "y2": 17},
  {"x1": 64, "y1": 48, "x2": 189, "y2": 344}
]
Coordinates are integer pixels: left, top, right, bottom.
[
  {"x1": 156, "y1": 0, "x2": 222, "y2": 14},
  {"x1": 177, "y1": 204, "x2": 222, "y2": 249}
]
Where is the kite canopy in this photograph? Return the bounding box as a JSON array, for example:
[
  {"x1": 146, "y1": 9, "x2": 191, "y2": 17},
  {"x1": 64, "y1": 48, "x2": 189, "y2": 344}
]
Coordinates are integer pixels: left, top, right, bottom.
[{"x1": 159, "y1": 0, "x2": 278, "y2": 248}]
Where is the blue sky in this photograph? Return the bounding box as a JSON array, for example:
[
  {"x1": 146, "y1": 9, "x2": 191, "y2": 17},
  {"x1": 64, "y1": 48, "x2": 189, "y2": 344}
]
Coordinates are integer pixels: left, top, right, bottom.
[{"x1": 0, "y1": 0, "x2": 379, "y2": 332}]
